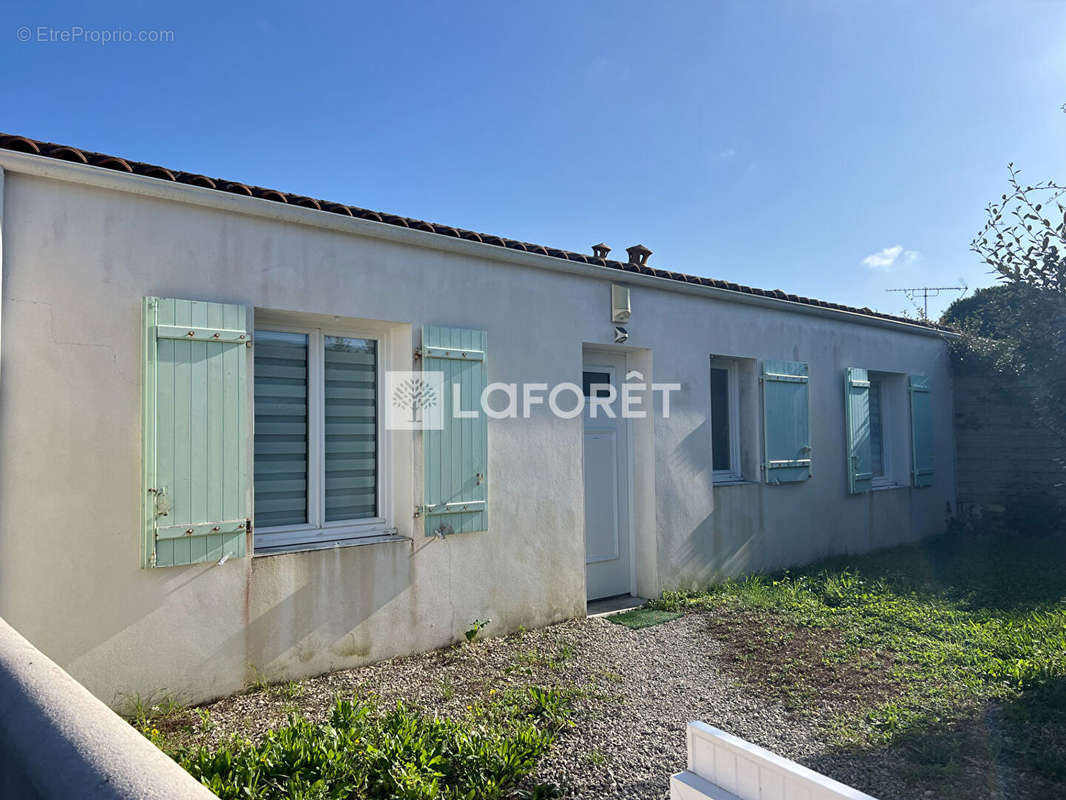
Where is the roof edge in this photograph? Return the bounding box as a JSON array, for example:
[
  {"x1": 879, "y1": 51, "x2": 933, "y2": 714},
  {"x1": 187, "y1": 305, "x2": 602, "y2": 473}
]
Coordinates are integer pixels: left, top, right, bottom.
[{"x1": 0, "y1": 147, "x2": 951, "y2": 339}]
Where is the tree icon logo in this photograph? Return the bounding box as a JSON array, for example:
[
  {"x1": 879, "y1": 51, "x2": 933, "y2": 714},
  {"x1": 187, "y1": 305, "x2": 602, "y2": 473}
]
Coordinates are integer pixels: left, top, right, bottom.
[
  {"x1": 392, "y1": 377, "x2": 440, "y2": 423},
  {"x1": 385, "y1": 371, "x2": 446, "y2": 430}
]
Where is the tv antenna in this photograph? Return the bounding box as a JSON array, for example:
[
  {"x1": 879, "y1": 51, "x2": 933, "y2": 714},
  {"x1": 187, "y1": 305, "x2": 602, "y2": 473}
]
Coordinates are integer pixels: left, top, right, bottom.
[{"x1": 886, "y1": 283, "x2": 967, "y2": 319}]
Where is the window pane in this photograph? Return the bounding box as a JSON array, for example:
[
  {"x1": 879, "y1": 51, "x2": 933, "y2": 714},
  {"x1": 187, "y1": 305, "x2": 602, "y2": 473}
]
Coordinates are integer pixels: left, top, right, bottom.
[
  {"x1": 582, "y1": 371, "x2": 612, "y2": 398},
  {"x1": 869, "y1": 379, "x2": 884, "y2": 477},
  {"x1": 711, "y1": 367, "x2": 731, "y2": 471},
  {"x1": 324, "y1": 336, "x2": 377, "y2": 521},
  {"x1": 254, "y1": 331, "x2": 309, "y2": 527}
]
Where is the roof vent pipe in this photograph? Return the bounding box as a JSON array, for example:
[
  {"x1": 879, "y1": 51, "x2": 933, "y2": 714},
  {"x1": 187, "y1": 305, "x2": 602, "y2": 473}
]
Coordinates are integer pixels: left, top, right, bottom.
[{"x1": 626, "y1": 244, "x2": 652, "y2": 266}]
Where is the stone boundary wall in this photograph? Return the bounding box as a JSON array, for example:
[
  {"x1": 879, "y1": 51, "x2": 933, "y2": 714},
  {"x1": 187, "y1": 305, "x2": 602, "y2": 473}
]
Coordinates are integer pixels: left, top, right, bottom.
[{"x1": 953, "y1": 371, "x2": 1066, "y2": 514}]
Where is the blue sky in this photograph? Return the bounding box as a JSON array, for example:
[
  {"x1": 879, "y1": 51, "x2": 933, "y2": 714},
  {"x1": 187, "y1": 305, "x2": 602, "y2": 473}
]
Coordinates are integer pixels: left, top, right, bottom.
[{"x1": 4, "y1": 1, "x2": 1064, "y2": 318}]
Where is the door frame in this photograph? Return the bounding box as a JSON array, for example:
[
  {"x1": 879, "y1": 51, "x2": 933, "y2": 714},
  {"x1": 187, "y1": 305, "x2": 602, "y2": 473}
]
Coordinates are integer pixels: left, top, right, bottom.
[{"x1": 582, "y1": 348, "x2": 637, "y2": 600}]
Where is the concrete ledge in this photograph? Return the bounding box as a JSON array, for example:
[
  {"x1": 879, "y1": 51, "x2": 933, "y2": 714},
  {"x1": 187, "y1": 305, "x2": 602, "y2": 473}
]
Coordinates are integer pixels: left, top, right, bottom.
[
  {"x1": 0, "y1": 616, "x2": 215, "y2": 799},
  {"x1": 671, "y1": 770, "x2": 744, "y2": 800},
  {"x1": 586, "y1": 595, "x2": 648, "y2": 618},
  {"x1": 682, "y1": 721, "x2": 879, "y2": 800}
]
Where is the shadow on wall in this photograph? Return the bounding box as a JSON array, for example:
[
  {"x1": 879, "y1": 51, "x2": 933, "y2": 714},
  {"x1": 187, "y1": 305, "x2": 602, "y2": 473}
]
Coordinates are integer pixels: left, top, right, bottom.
[
  {"x1": 230, "y1": 542, "x2": 414, "y2": 688},
  {"x1": 666, "y1": 418, "x2": 755, "y2": 587},
  {"x1": 669, "y1": 419, "x2": 715, "y2": 490},
  {"x1": 51, "y1": 539, "x2": 418, "y2": 707},
  {"x1": 671, "y1": 489, "x2": 760, "y2": 589},
  {"x1": 667, "y1": 482, "x2": 931, "y2": 590}
]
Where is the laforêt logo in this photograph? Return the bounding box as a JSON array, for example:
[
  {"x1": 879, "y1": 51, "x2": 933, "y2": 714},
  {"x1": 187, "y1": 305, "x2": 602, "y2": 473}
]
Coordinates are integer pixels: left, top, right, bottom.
[{"x1": 385, "y1": 370, "x2": 680, "y2": 431}]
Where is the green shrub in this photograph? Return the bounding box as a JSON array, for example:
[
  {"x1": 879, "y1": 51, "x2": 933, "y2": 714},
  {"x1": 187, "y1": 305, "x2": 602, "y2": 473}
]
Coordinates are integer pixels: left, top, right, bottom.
[{"x1": 158, "y1": 690, "x2": 570, "y2": 800}]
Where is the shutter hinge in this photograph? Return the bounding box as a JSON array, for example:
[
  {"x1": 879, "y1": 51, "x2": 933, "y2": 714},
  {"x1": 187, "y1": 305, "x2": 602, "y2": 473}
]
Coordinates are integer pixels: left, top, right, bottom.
[
  {"x1": 414, "y1": 505, "x2": 423, "y2": 519},
  {"x1": 413, "y1": 347, "x2": 422, "y2": 361},
  {"x1": 150, "y1": 486, "x2": 170, "y2": 517},
  {"x1": 246, "y1": 518, "x2": 253, "y2": 537}
]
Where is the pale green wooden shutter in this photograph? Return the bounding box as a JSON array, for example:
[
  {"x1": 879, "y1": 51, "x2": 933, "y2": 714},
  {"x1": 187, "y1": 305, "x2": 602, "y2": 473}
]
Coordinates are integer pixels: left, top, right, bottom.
[
  {"x1": 143, "y1": 297, "x2": 250, "y2": 568},
  {"x1": 908, "y1": 374, "x2": 934, "y2": 488},
  {"x1": 844, "y1": 367, "x2": 873, "y2": 494},
  {"x1": 422, "y1": 326, "x2": 487, "y2": 536},
  {"x1": 761, "y1": 360, "x2": 811, "y2": 483}
]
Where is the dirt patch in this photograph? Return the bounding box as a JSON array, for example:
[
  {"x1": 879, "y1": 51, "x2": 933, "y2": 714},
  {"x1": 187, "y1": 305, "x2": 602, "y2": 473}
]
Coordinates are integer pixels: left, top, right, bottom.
[{"x1": 702, "y1": 608, "x2": 903, "y2": 720}]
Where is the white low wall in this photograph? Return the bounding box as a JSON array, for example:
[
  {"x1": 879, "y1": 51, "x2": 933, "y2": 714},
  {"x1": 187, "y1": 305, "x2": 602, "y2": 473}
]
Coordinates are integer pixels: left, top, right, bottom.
[
  {"x1": 0, "y1": 617, "x2": 214, "y2": 799},
  {"x1": 671, "y1": 722, "x2": 878, "y2": 800}
]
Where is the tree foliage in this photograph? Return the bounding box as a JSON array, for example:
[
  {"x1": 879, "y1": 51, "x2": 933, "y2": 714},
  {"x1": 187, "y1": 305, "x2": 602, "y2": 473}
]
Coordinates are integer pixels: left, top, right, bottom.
[
  {"x1": 947, "y1": 165, "x2": 1066, "y2": 444},
  {"x1": 971, "y1": 163, "x2": 1066, "y2": 294},
  {"x1": 940, "y1": 283, "x2": 1031, "y2": 340}
]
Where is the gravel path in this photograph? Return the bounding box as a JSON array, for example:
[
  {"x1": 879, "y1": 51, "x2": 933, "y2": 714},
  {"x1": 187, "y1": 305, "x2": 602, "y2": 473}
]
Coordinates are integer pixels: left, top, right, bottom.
[
  {"x1": 194, "y1": 612, "x2": 826, "y2": 799},
  {"x1": 519, "y1": 614, "x2": 822, "y2": 799}
]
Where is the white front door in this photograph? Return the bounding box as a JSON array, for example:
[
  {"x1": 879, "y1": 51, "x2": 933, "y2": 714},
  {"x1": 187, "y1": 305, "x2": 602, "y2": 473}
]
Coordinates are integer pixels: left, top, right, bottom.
[{"x1": 582, "y1": 353, "x2": 632, "y2": 601}]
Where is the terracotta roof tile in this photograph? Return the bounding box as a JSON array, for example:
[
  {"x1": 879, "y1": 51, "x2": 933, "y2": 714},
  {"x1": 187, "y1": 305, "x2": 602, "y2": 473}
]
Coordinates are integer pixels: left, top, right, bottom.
[
  {"x1": 94, "y1": 156, "x2": 132, "y2": 172},
  {"x1": 139, "y1": 164, "x2": 176, "y2": 181},
  {"x1": 0, "y1": 135, "x2": 40, "y2": 154},
  {"x1": 46, "y1": 145, "x2": 88, "y2": 163},
  {"x1": 0, "y1": 132, "x2": 940, "y2": 330},
  {"x1": 320, "y1": 201, "x2": 352, "y2": 216},
  {"x1": 178, "y1": 173, "x2": 216, "y2": 189}
]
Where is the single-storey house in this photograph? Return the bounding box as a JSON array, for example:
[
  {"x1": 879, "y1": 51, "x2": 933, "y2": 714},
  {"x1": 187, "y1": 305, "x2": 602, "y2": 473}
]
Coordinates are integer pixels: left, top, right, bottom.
[{"x1": 0, "y1": 134, "x2": 955, "y2": 706}]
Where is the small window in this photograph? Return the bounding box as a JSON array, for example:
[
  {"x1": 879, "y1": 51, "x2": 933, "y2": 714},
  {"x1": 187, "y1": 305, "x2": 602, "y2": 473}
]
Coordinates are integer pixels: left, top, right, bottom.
[
  {"x1": 869, "y1": 377, "x2": 885, "y2": 479},
  {"x1": 867, "y1": 371, "x2": 901, "y2": 489},
  {"x1": 254, "y1": 326, "x2": 382, "y2": 552},
  {"x1": 710, "y1": 359, "x2": 742, "y2": 482},
  {"x1": 583, "y1": 371, "x2": 612, "y2": 398}
]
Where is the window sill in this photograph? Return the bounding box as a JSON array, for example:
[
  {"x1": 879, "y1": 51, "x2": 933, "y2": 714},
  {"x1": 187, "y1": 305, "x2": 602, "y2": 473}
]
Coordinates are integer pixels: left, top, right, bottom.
[
  {"x1": 254, "y1": 532, "x2": 410, "y2": 557},
  {"x1": 713, "y1": 477, "x2": 755, "y2": 488},
  {"x1": 871, "y1": 481, "x2": 905, "y2": 492}
]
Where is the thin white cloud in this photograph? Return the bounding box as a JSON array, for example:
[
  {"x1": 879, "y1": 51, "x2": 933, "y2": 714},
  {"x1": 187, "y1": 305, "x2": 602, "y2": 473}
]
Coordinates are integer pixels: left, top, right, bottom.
[
  {"x1": 862, "y1": 245, "x2": 920, "y2": 270},
  {"x1": 717, "y1": 148, "x2": 736, "y2": 159}
]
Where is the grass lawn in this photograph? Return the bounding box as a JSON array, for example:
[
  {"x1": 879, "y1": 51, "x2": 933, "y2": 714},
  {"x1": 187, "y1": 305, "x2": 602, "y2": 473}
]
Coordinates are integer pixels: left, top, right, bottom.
[{"x1": 653, "y1": 530, "x2": 1066, "y2": 798}]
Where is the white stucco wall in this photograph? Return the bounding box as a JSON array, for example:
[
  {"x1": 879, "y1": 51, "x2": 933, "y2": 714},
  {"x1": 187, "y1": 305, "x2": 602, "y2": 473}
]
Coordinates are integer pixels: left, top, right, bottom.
[{"x1": 0, "y1": 166, "x2": 956, "y2": 706}]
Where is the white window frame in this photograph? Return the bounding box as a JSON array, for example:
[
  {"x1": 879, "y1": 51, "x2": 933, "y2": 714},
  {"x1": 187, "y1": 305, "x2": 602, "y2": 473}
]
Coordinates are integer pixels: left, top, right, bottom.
[
  {"x1": 711, "y1": 359, "x2": 743, "y2": 484},
  {"x1": 252, "y1": 322, "x2": 391, "y2": 553},
  {"x1": 868, "y1": 373, "x2": 895, "y2": 490}
]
